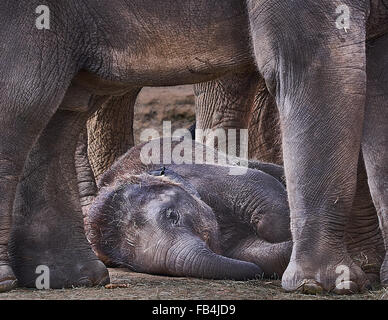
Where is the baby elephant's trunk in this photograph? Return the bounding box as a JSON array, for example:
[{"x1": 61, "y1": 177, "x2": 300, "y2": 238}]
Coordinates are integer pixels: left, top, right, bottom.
[{"x1": 174, "y1": 240, "x2": 263, "y2": 280}]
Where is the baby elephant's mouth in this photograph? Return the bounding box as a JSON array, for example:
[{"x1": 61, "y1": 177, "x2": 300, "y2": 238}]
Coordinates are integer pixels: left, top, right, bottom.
[{"x1": 199, "y1": 231, "x2": 220, "y2": 252}]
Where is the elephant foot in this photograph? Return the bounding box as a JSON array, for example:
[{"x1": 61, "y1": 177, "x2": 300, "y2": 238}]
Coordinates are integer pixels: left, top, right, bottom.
[
  {"x1": 48, "y1": 259, "x2": 109, "y2": 289},
  {"x1": 348, "y1": 245, "x2": 385, "y2": 285},
  {"x1": 0, "y1": 265, "x2": 17, "y2": 292},
  {"x1": 282, "y1": 253, "x2": 371, "y2": 295},
  {"x1": 10, "y1": 199, "x2": 110, "y2": 289},
  {"x1": 11, "y1": 191, "x2": 110, "y2": 288},
  {"x1": 12, "y1": 247, "x2": 110, "y2": 289},
  {"x1": 46, "y1": 258, "x2": 109, "y2": 289},
  {"x1": 345, "y1": 198, "x2": 385, "y2": 285}
]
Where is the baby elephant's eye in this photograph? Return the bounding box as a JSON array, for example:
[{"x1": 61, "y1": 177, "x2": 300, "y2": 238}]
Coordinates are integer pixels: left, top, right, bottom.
[{"x1": 164, "y1": 208, "x2": 180, "y2": 225}]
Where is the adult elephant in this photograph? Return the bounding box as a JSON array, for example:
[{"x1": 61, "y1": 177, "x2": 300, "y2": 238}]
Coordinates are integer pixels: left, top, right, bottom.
[{"x1": 1, "y1": 0, "x2": 385, "y2": 294}]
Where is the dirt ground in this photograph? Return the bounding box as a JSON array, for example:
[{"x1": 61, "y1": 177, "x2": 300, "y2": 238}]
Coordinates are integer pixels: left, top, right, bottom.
[
  {"x1": 133, "y1": 85, "x2": 196, "y2": 144},
  {"x1": 1, "y1": 269, "x2": 386, "y2": 300},
  {"x1": 4, "y1": 86, "x2": 386, "y2": 300}
]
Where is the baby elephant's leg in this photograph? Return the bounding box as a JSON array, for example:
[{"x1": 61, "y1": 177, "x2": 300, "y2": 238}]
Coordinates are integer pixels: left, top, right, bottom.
[{"x1": 227, "y1": 237, "x2": 292, "y2": 278}]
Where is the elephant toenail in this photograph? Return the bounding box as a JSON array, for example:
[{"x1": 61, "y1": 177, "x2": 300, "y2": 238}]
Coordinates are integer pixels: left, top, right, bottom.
[{"x1": 297, "y1": 279, "x2": 324, "y2": 295}]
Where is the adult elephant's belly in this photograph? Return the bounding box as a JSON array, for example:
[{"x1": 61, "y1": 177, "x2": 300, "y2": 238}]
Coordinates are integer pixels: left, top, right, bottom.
[
  {"x1": 72, "y1": 0, "x2": 255, "y2": 94},
  {"x1": 73, "y1": 52, "x2": 253, "y2": 96}
]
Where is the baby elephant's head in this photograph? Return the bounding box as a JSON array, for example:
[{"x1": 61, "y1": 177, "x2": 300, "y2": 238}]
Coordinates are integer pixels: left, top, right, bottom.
[{"x1": 88, "y1": 169, "x2": 262, "y2": 280}]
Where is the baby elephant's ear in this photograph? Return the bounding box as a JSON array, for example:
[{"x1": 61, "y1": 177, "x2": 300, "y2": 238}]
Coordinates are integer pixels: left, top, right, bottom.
[{"x1": 148, "y1": 167, "x2": 201, "y2": 199}]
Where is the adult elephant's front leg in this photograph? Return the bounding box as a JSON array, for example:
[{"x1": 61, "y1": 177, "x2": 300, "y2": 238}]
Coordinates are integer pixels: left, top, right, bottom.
[
  {"x1": 10, "y1": 108, "x2": 110, "y2": 288},
  {"x1": 363, "y1": 34, "x2": 388, "y2": 287},
  {"x1": 0, "y1": 80, "x2": 71, "y2": 292},
  {"x1": 0, "y1": 3, "x2": 89, "y2": 291},
  {"x1": 248, "y1": 0, "x2": 369, "y2": 293}
]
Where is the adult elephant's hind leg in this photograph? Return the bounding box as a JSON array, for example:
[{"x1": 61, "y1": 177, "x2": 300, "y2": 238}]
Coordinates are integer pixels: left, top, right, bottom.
[
  {"x1": 362, "y1": 34, "x2": 388, "y2": 287},
  {"x1": 194, "y1": 70, "x2": 259, "y2": 159},
  {"x1": 345, "y1": 156, "x2": 385, "y2": 284},
  {"x1": 10, "y1": 106, "x2": 110, "y2": 288},
  {"x1": 87, "y1": 89, "x2": 141, "y2": 182}
]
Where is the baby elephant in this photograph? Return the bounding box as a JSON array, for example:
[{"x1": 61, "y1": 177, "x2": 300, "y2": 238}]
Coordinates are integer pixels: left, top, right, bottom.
[{"x1": 87, "y1": 159, "x2": 292, "y2": 281}]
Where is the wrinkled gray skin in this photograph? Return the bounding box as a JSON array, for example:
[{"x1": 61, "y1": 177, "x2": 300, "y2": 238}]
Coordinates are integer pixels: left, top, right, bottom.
[
  {"x1": 1, "y1": 0, "x2": 387, "y2": 293},
  {"x1": 87, "y1": 140, "x2": 292, "y2": 280}
]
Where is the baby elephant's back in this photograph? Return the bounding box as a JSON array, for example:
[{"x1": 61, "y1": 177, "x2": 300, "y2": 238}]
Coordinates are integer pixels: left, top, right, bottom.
[{"x1": 167, "y1": 163, "x2": 291, "y2": 243}]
